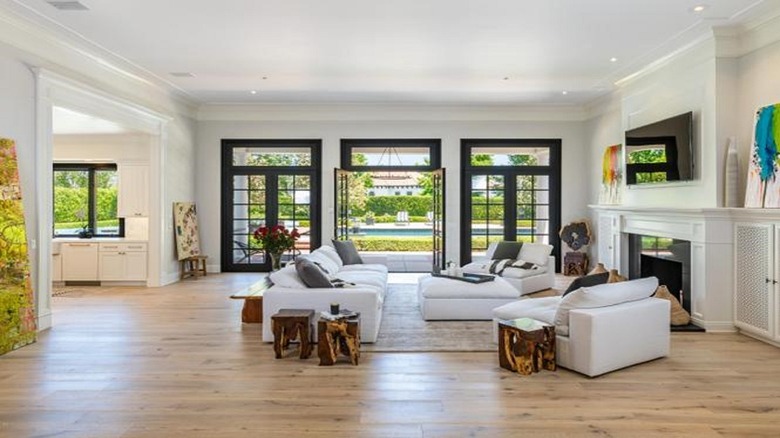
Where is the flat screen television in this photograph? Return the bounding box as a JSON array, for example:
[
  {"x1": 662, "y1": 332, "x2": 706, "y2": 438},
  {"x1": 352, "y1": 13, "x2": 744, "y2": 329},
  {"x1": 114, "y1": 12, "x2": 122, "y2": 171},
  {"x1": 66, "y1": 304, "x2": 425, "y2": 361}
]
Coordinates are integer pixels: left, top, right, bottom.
[{"x1": 625, "y1": 111, "x2": 693, "y2": 185}]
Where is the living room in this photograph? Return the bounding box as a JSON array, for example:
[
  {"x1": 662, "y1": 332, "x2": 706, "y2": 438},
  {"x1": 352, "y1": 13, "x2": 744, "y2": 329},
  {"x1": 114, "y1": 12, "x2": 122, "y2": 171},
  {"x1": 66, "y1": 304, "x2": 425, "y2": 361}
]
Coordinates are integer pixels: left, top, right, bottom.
[{"x1": 2, "y1": 0, "x2": 780, "y2": 436}]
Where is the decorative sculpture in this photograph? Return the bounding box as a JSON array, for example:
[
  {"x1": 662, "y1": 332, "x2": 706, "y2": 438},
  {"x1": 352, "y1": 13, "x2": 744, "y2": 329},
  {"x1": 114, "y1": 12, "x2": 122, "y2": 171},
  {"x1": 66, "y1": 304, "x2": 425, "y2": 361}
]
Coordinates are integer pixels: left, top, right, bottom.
[{"x1": 559, "y1": 220, "x2": 592, "y2": 276}]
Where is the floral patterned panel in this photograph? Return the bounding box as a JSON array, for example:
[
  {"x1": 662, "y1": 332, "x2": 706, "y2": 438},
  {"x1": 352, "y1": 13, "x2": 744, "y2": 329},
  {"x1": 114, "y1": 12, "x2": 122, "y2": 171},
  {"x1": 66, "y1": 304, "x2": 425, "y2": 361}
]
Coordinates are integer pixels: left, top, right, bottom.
[
  {"x1": 173, "y1": 202, "x2": 201, "y2": 260},
  {"x1": 0, "y1": 138, "x2": 36, "y2": 355}
]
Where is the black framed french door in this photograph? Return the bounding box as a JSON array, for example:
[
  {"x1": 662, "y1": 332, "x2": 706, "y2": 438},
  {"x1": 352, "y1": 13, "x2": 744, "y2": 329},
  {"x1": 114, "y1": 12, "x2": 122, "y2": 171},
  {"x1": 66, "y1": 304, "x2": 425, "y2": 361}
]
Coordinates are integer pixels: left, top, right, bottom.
[
  {"x1": 431, "y1": 168, "x2": 446, "y2": 270},
  {"x1": 460, "y1": 139, "x2": 561, "y2": 271},
  {"x1": 221, "y1": 140, "x2": 321, "y2": 272}
]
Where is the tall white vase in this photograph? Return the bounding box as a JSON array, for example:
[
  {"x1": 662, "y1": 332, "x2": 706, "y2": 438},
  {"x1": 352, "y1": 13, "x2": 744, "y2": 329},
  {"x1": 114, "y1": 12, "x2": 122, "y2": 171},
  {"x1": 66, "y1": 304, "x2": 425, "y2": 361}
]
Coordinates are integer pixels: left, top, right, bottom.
[{"x1": 725, "y1": 137, "x2": 739, "y2": 208}]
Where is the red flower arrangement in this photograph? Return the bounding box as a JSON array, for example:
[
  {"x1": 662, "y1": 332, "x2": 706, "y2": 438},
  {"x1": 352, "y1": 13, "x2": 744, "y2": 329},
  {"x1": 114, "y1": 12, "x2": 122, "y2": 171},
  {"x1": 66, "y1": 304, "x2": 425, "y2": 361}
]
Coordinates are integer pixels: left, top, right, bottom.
[{"x1": 252, "y1": 225, "x2": 301, "y2": 255}]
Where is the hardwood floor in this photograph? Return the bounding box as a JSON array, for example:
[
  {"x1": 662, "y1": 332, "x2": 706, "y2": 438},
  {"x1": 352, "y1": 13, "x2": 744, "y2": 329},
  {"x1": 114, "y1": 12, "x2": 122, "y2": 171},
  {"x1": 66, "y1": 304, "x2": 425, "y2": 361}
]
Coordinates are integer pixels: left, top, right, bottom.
[{"x1": 1, "y1": 273, "x2": 780, "y2": 437}]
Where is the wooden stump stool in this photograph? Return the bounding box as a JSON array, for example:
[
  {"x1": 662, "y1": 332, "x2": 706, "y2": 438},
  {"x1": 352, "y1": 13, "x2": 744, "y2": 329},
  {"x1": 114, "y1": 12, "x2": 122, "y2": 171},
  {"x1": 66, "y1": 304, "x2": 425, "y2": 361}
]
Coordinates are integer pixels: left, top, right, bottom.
[
  {"x1": 318, "y1": 315, "x2": 360, "y2": 366},
  {"x1": 498, "y1": 318, "x2": 556, "y2": 375},
  {"x1": 180, "y1": 255, "x2": 208, "y2": 280},
  {"x1": 271, "y1": 309, "x2": 315, "y2": 359},
  {"x1": 563, "y1": 252, "x2": 588, "y2": 277}
]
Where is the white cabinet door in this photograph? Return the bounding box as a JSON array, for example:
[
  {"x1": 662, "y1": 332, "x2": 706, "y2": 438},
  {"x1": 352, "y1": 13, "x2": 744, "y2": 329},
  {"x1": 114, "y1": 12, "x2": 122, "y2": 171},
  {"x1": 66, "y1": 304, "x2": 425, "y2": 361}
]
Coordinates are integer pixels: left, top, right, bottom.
[
  {"x1": 99, "y1": 252, "x2": 126, "y2": 281},
  {"x1": 124, "y1": 252, "x2": 148, "y2": 281},
  {"x1": 62, "y1": 243, "x2": 99, "y2": 281},
  {"x1": 597, "y1": 214, "x2": 616, "y2": 269},
  {"x1": 117, "y1": 164, "x2": 149, "y2": 217},
  {"x1": 734, "y1": 223, "x2": 775, "y2": 338}
]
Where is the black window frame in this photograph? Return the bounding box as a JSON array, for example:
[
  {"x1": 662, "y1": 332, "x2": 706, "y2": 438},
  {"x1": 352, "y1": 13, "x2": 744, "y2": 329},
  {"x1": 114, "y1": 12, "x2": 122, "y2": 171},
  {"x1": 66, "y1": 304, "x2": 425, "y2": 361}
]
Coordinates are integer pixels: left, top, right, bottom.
[
  {"x1": 53, "y1": 163, "x2": 125, "y2": 238},
  {"x1": 340, "y1": 139, "x2": 441, "y2": 171}
]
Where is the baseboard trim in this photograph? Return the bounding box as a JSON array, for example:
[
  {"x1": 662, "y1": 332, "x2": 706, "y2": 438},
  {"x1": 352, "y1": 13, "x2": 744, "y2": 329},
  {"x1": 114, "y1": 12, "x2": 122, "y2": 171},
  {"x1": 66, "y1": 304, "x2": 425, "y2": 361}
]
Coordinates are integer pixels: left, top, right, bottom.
[
  {"x1": 159, "y1": 272, "x2": 180, "y2": 287},
  {"x1": 692, "y1": 317, "x2": 736, "y2": 332},
  {"x1": 37, "y1": 312, "x2": 52, "y2": 331},
  {"x1": 207, "y1": 264, "x2": 221, "y2": 273},
  {"x1": 738, "y1": 330, "x2": 780, "y2": 348}
]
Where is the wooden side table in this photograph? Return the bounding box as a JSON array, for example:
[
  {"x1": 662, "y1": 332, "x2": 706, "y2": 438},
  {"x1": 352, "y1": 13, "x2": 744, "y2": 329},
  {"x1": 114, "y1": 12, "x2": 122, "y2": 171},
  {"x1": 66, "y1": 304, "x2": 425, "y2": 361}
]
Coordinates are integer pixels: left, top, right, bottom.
[
  {"x1": 271, "y1": 309, "x2": 315, "y2": 359},
  {"x1": 180, "y1": 255, "x2": 208, "y2": 280},
  {"x1": 563, "y1": 252, "x2": 588, "y2": 277},
  {"x1": 498, "y1": 318, "x2": 556, "y2": 375},
  {"x1": 317, "y1": 315, "x2": 360, "y2": 366}
]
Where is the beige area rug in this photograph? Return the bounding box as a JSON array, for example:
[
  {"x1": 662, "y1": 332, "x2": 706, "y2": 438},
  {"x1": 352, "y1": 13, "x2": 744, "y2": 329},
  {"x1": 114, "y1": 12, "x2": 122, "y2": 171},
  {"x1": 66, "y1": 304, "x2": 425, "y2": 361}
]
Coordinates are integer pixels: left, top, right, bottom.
[{"x1": 363, "y1": 281, "x2": 567, "y2": 353}]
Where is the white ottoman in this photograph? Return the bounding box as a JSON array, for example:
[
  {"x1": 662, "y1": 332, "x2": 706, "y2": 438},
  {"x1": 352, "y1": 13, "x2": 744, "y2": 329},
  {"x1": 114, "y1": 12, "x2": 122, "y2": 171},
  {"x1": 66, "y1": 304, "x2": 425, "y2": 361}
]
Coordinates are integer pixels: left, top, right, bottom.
[{"x1": 417, "y1": 275, "x2": 522, "y2": 320}]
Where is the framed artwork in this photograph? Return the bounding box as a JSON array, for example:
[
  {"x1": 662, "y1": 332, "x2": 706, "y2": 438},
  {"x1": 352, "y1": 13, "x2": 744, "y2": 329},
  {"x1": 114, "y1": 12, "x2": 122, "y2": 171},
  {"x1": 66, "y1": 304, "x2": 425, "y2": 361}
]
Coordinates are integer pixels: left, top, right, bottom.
[
  {"x1": 599, "y1": 144, "x2": 622, "y2": 205},
  {"x1": 745, "y1": 103, "x2": 780, "y2": 208},
  {"x1": 0, "y1": 138, "x2": 36, "y2": 355},
  {"x1": 173, "y1": 202, "x2": 201, "y2": 260}
]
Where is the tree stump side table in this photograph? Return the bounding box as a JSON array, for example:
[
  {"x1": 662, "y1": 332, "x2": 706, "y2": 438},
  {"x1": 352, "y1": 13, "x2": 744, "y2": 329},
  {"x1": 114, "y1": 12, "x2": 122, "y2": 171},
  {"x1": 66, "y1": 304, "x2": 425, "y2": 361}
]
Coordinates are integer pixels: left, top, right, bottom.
[
  {"x1": 271, "y1": 309, "x2": 315, "y2": 359},
  {"x1": 563, "y1": 251, "x2": 588, "y2": 277},
  {"x1": 317, "y1": 315, "x2": 360, "y2": 366},
  {"x1": 498, "y1": 318, "x2": 556, "y2": 375}
]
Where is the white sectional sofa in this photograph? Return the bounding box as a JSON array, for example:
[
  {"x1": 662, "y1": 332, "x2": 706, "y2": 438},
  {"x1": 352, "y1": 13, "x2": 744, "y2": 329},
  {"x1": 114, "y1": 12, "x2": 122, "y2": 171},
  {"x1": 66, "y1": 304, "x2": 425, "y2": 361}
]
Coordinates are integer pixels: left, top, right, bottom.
[
  {"x1": 261, "y1": 245, "x2": 388, "y2": 343},
  {"x1": 492, "y1": 277, "x2": 670, "y2": 377},
  {"x1": 462, "y1": 242, "x2": 555, "y2": 296}
]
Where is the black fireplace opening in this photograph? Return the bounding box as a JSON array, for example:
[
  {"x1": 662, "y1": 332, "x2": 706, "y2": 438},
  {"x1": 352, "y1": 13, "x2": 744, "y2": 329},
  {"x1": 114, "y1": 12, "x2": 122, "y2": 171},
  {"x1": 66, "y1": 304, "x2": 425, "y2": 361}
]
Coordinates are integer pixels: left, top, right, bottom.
[{"x1": 628, "y1": 234, "x2": 704, "y2": 332}]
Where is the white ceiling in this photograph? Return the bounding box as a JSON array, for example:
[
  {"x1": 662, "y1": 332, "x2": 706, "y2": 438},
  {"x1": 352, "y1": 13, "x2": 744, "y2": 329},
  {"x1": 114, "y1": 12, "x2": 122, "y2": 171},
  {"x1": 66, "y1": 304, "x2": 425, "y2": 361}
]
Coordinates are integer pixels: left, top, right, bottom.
[
  {"x1": 16, "y1": 0, "x2": 778, "y2": 105},
  {"x1": 52, "y1": 106, "x2": 132, "y2": 134}
]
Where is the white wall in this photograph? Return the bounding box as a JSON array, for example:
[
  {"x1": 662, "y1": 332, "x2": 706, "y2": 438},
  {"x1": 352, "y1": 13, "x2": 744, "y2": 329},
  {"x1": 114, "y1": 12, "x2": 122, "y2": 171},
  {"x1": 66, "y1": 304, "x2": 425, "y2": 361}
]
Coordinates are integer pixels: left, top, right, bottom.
[
  {"x1": 53, "y1": 133, "x2": 151, "y2": 162},
  {"x1": 0, "y1": 45, "x2": 38, "y2": 313},
  {"x1": 196, "y1": 114, "x2": 588, "y2": 269}
]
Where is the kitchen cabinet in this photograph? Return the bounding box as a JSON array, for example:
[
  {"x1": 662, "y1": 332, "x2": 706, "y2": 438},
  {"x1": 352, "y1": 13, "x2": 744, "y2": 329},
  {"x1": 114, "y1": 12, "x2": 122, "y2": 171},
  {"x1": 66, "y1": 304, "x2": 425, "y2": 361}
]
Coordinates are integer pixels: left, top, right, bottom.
[
  {"x1": 99, "y1": 242, "x2": 148, "y2": 281},
  {"x1": 117, "y1": 163, "x2": 149, "y2": 217},
  {"x1": 61, "y1": 242, "x2": 99, "y2": 281}
]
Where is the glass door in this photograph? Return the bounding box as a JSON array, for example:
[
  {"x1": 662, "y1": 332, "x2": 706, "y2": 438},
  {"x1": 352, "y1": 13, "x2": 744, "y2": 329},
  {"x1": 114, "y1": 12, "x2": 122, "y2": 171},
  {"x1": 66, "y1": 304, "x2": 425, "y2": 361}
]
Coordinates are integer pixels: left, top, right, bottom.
[
  {"x1": 221, "y1": 140, "x2": 321, "y2": 272},
  {"x1": 431, "y1": 168, "x2": 446, "y2": 270},
  {"x1": 460, "y1": 139, "x2": 561, "y2": 270}
]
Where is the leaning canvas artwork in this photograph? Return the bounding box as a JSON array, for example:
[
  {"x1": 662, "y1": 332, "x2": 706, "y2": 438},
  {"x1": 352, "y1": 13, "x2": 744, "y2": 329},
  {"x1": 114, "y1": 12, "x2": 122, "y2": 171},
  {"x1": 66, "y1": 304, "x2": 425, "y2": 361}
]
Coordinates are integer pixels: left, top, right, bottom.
[
  {"x1": 599, "y1": 144, "x2": 622, "y2": 204},
  {"x1": 0, "y1": 138, "x2": 36, "y2": 355},
  {"x1": 173, "y1": 202, "x2": 201, "y2": 260},
  {"x1": 745, "y1": 103, "x2": 780, "y2": 208}
]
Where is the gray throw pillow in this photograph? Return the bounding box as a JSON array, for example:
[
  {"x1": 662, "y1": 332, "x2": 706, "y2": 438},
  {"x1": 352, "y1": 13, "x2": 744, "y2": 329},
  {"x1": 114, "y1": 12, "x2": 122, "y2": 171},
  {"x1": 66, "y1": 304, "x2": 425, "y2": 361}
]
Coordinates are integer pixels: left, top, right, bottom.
[
  {"x1": 562, "y1": 272, "x2": 610, "y2": 296},
  {"x1": 491, "y1": 241, "x2": 524, "y2": 260},
  {"x1": 332, "y1": 240, "x2": 364, "y2": 265},
  {"x1": 295, "y1": 258, "x2": 334, "y2": 288}
]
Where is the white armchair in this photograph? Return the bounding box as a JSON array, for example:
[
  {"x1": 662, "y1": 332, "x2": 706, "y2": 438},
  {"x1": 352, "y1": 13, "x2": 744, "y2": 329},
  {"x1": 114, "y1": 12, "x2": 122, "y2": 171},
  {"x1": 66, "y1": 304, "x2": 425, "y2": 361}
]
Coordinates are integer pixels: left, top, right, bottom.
[{"x1": 492, "y1": 277, "x2": 670, "y2": 377}]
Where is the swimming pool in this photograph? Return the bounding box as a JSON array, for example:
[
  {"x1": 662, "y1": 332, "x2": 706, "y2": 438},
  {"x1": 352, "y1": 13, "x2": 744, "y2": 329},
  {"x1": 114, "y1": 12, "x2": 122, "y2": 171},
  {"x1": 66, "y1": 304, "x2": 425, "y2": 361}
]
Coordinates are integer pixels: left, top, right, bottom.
[{"x1": 355, "y1": 227, "x2": 531, "y2": 236}]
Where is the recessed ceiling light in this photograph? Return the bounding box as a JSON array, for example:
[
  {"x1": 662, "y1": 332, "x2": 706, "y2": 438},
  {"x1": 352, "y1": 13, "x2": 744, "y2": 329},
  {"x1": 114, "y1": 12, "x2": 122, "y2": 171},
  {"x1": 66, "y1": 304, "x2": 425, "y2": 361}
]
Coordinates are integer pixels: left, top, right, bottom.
[
  {"x1": 610, "y1": 57, "x2": 618, "y2": 63},
  {"x1": 503, "y1": 77, "x2": 509, "y2": 81},
  {"x1": 562, "y1": 91, "x2": 568, "y2": 95},
  {"x1": 692, "y1": 5, "x2": 707, "y2": 13},
  {"x1": 170, "y1": 72, "x2": 195, "y2": 78},
  {"x1": 250, "y1": 90, "x2": 258, "y2": 95},
  {"x1": 262, "y1": 76, "x2": 268, "y2": 80}
]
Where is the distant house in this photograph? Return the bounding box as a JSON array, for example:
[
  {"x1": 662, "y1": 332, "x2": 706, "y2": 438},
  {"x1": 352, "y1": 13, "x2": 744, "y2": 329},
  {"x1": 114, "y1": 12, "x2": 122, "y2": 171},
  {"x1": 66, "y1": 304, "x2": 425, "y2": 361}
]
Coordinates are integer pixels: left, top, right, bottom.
[{"x1": 369, "y1": 173, "x2": 423, "y2": 196}]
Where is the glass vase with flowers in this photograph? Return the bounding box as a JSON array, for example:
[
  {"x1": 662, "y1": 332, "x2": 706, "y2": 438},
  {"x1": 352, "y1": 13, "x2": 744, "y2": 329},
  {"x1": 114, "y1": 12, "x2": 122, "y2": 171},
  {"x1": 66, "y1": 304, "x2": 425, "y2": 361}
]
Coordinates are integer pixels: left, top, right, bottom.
[{"x1": 252, "y1": 225, "x2": 301, "y2": 270}]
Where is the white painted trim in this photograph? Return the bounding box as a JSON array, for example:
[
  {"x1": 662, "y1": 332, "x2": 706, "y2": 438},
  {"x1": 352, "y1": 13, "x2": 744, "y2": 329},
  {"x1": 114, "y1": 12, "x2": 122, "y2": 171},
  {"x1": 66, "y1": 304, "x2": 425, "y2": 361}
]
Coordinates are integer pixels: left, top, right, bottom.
[
  {"x1": 197, "y1": 103, "x2": 590, "y2": 122},
  {"x1": 160, "y1": 272, "x2": 180, "y2": 287},
  {"x1": 35, "y1": 68, "x2": 170, "y2": 328},
  {"x1": 694, "y1": 318, "x2": 737, "y2": 333}
]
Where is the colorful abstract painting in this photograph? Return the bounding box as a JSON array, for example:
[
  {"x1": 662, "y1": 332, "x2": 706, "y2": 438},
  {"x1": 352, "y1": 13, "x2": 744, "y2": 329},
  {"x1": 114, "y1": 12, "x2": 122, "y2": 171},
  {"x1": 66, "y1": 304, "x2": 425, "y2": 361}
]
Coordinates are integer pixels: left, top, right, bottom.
[
  {"x1": 599, "y1": 144, "x2": 622, "y2": 204},
  {"x1": 173, "y1": 202, "x2": 201, "y2": 260},
  {"x1": 745, "y1": 103, "x2": 780, "y2": 207},
  {"x1": 0, "y1": 138, "x2": 36, "y2": 355}
]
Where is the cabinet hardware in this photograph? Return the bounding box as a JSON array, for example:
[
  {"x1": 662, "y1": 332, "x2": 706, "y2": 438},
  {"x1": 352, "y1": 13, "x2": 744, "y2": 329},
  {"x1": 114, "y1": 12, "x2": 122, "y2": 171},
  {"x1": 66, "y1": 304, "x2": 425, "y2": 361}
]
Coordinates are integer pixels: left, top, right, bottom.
[
  {"x1": 68, "y1": 243, "x2": 93, "y2": 247},
  {"x1": 767, "y1": 278, "x2": 772, "y2": 284}
]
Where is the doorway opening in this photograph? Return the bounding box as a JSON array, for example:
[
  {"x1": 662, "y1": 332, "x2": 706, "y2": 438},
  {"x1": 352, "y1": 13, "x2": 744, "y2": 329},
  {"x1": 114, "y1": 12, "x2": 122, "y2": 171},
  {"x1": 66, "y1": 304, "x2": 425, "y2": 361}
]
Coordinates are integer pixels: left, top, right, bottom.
[
  {"x1": 221, "y1": 140, "x2": 321, "y2": 272},
  {"x1": 337, "y1": 139, "x2": 444, "y2": 272},
  {"x1": 460, "y1": 139, "x2": 562, "y2": 270}
]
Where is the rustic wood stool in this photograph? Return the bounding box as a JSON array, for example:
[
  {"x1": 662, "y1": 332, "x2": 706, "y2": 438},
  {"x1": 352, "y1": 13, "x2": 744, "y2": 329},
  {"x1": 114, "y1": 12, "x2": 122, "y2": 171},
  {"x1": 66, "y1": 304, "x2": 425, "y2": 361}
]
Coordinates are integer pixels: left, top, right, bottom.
[
  {"x1": 563, "y1": 251, "x2": 588, "y2": 277},
  {"x1": 498, "y1": 318, "x2": 556, "y2": 375},
  {"x1": 317, "y1": 315, "x2": 360, "y2": 366},
  {"x1": 271, "y1": 309, "x2": 315, "y2": 359},
  {"x1": 180, "y1": 255, "x2": 208, "y2": 280}
]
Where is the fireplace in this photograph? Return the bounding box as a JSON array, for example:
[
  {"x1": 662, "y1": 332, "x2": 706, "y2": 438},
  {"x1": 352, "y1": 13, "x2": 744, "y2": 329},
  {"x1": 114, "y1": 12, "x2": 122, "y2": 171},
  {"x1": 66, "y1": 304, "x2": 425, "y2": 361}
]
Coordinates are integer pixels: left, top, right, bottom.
[{"x1": 627, "y1": 234, "x2": 703, "y2": 331}]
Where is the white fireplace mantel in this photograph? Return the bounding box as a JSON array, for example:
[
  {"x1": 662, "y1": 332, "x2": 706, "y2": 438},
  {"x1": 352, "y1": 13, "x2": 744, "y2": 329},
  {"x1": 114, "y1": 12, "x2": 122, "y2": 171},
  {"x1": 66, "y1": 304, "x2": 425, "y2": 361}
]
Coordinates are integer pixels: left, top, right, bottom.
[{"x1": 587, "y1": 205, "x2": 771, "y2": 332}]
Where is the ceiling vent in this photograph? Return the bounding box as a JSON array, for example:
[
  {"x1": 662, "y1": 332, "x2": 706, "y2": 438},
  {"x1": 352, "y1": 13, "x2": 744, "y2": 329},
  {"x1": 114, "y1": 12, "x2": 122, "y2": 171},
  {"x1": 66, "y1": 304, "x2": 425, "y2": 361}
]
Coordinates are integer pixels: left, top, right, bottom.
[{"x1": 46, "y1": 1, "x2": 89, "y2": 11}]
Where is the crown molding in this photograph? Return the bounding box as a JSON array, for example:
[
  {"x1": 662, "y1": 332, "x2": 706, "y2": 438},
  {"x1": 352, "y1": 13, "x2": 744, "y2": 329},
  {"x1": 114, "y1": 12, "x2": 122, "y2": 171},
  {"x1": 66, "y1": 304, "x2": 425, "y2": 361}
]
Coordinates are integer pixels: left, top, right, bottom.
[
  {"x1": 196, "y1": 102, "x2": 590, "y2": 123},
  {"x1": 583, "y1": 91, "x2": 622, "y2": 121},
  {"x1": 0, "y1": 1, "x2": 198, "y2": 117}
]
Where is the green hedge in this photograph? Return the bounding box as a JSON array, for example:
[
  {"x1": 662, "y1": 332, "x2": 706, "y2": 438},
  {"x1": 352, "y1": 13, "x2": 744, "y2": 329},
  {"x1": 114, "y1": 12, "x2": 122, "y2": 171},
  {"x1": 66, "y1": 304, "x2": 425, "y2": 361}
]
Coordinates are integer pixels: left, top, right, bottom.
[
  {"x1": 365, "y1": 196, "x2": 432, "y2": 217},
  {"x1": 351, "y1": 236, "x2": 432, "y2": 252},
  {"x1": 54, "y1": 187, "x2": 117, "y2": 222}
]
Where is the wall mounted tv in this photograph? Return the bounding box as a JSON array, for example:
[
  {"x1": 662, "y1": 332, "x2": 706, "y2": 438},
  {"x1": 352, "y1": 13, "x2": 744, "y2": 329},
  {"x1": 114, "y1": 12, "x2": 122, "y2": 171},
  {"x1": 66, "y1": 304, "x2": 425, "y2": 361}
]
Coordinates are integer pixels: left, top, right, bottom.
[{"x1": 625, "y1": 111, "x2": 693, "y2": 185}]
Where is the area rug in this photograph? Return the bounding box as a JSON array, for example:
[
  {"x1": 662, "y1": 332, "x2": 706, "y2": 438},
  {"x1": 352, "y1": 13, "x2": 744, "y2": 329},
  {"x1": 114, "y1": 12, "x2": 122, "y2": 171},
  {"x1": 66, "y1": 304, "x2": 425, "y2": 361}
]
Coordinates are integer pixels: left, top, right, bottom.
[{"x1": 362, "y1": 283, "x2": 564, "y2": 353}]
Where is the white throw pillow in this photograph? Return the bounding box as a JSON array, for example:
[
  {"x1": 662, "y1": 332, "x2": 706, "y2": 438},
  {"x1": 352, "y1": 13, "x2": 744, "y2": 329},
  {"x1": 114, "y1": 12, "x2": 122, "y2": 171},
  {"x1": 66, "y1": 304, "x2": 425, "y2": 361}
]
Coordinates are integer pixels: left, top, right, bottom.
[
  {"x1": 317, "y1": 245, "x2": 344, "y2": 269},
  {"x1": 554, "y1": 276, "x2": 659, "y2": 336},
  {"x1": 485, "y1": 242, "x2": 499, "y2": 260},
  {"x1": 304, "y1": 252, "x2": 339, "y2": 277},
  {"x1": 269, "y1": 265, "x2": 307, "y2": 288},
  {"x1": 518, "y1": 243, "x2": 553, "y2": 266}
]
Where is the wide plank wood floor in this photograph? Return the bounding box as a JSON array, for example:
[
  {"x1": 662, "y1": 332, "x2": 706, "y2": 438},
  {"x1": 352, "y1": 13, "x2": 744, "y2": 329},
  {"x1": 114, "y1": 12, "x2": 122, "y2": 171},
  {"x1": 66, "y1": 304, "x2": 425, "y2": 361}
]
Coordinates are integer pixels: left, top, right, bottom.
[{"x1": 1, "y1": 273, "x2": 780, "y2": 437}]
